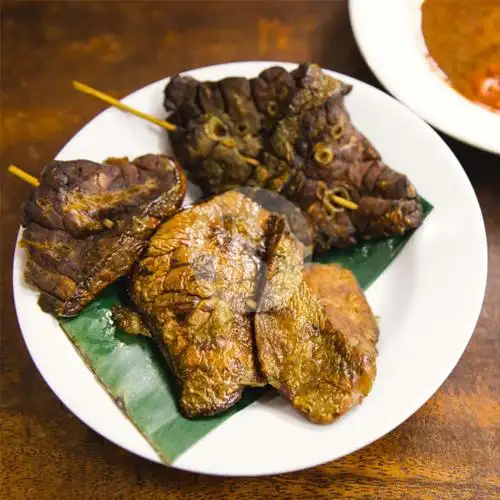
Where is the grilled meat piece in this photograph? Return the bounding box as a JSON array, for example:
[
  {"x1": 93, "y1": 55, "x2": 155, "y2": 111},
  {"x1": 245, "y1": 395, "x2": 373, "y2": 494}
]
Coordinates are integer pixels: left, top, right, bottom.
[
  {"x1": 21, "y1": 154, "x2": 186, "y2": 317},
  {"x1": 164, "y1": 63, "x2": 422, "y2": 251},
  {"x1": 124, "y1": 191, "x2": 268, "y2": 418},
  {"x1": 163, "y1": 64, "x2": 348, "y2": 195},
  {"x1": 255, "y1": 217, "x2": 379, "y2": 423},
  {"x1": 164, "y1": 72, "x2": 264, "y2": 192}
]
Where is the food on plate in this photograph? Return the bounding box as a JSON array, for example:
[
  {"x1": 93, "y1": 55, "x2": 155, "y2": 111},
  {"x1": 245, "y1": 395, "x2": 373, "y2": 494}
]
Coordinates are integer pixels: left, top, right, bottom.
[
  {"x1": 21, "y1": 154, "x2": 186, "y2": 317},
  {"x1": 422, "y1": 0, "x2": 500, "y2": 111},
  {"x1": 116, "y1": 191, "x2": 268, "y2": 418},
  {"x1": 163, "y1": 63, "x2": 422, "y2": 251},
  {"x1": 163, "y1": 64, "x2": 348, "y2": 194},
  {"x1": 255, "y1": 216, "x2": 378, "y2": 423},
  {"x1": 265, "y1": 93, "x2": 421, "y2": 250},
  {"x1": 13, "y1": 62, "x2": 431, "y2": 430},
  {"x1": 114, "y1": 197, "x2": 379, "y2": 423}
]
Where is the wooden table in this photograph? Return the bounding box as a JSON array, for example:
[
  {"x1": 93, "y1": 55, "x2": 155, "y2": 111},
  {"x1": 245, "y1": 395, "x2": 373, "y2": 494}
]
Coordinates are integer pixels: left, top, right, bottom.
[{"x1": 2, "y1": 1, "x2": 499, "y2": 498}]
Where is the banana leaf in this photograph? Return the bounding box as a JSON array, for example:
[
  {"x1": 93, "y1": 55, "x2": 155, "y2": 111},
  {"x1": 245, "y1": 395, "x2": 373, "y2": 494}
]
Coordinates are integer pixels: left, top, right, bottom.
[{"x1": 60, "y1": 197, "x2": 433, "y2": 463}]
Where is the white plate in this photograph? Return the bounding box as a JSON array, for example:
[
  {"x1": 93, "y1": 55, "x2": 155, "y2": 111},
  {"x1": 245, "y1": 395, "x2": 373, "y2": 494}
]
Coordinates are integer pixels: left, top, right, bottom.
[
  {"x1": 13, "y1": 61, "x2": 487, "y2": 476},
  {"x1": 349, "y1": 0, "x2": 500, "y2": 155}
]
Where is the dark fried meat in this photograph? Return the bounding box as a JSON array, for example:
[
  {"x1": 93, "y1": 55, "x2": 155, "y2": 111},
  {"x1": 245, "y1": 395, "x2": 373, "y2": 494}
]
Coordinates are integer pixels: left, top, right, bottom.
[
  {"x1": 163, "y1": 63, "x2": 349, "y2": 195},
  {"x1": 254, "y1": 217, "x2": 379, "y2": 423},
  {"x1": 163, "y1": 63, "x2": 422, "y2": 251},
  {"x1": 268, "y1": 94, "x2": 421, "y2": 250},
  {"x1": 21, "y1": 154, "x2": 186, "y2": 317},
  {"x1": 126, "y1": 191, "x2": 268, "y2": 418}
]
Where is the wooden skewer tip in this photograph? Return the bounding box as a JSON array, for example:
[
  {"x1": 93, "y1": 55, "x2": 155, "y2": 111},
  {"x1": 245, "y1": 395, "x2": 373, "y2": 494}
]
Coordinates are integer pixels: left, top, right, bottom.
[
  {"x1": 8, "y1": 165, "x2": 40, "y2": 187},
  {"x1": 72, "y1": 80, "x2": 177, "y2": 132},
  {"x1": 243, "y1": 156, "x2": 260, "y2": 167},
  {"x1": 103, "y1": 218, "x2": 114, "y2": 229}
]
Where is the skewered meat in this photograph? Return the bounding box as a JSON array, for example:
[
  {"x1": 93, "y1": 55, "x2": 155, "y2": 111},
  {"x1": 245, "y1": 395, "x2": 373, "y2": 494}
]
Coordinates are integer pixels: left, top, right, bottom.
[
  {"x1": 119, "y1": 191, "x2": 268, "y2": 418},
  {"x1": 265, "y1": 92, "x2": 421, "y2": 250},
  {"x1": 163, "y1": 64, "x2": 347, "y2": 194},
  {"x1": 255, "y1": 216, "x2": 379, "y2": 423},
  {"x1": 163, "y1": 63, "x2": 422, "y2": 251},
  {"x1": 21, "y1": 154, "x2": 186, "y2": 317}
]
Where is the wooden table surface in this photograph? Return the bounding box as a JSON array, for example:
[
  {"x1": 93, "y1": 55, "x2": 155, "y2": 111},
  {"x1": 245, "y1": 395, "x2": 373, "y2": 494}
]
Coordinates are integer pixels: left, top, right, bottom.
[{"x1": 1, "y1": 1, "x2": 499, "y2": 498}]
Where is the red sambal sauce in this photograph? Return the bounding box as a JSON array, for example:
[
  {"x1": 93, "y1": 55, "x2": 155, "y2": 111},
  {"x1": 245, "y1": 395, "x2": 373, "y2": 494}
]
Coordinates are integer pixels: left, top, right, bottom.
[{"x1": 421, "y1": 0, "x2": 500, "y2": 111}]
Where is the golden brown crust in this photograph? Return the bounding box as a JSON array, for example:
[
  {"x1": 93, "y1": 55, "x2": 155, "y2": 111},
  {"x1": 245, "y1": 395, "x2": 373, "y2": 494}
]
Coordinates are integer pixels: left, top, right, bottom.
[
  {"x1": 129, "y1": 191, "x2": 268, "y2": 418},
  {"x1": 255, "y1": 217, "x2": 378, "y2": 423}
]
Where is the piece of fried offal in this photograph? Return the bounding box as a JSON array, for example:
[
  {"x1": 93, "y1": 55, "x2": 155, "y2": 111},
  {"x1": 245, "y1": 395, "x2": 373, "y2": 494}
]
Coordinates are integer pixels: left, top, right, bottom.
[
  {"x1": 125, "y1": 191, "x2": 268, "y2": 418},
  {"x1": 21, "y1": 154, "x2": 186, "y2": 317},
  {"x1": 255, "y1": 217, "x2": 379, "y2": 423}
]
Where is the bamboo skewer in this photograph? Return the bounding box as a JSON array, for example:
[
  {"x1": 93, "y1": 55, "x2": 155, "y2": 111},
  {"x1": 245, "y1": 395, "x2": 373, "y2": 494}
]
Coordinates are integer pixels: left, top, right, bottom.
[
  {"x1": 8, "y1": 165, "x2": 40, "y2": 187},
  {"x1": 72, "y1": 81, "x2": 177, "y2": 132},
  {"x1": 241, "y1": 156, "x2": 260, "y2": 167},
  {"x1": 330, "y1": 195, "x2": 359, "y2": 211}
]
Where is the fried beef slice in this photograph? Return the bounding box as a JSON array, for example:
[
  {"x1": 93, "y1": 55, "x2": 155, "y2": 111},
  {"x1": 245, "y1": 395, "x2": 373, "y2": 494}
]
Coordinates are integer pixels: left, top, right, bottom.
[
  {"x1": 162, "y1": 63, "x2": 347, "y2": 195},
  {"x1": 265, "y1": 89, "x2": 422, "y2": 250},
  {"x1": 21, "y1": 154, "x2": 186, "y2": 317}
]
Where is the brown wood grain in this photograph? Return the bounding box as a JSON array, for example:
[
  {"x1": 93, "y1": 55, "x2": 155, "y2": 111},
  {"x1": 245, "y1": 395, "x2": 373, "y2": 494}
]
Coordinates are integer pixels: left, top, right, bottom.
[{"x1": 1, "y1": 1, "x2": 499, "y2": 498}]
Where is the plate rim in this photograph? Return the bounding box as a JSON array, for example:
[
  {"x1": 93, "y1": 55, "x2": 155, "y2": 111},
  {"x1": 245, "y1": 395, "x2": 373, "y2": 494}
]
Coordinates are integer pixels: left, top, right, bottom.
[
  {"x1": 348, "y1": 0, "x2": 500, "y2": 156},
  {"x1": 12, "y1": 60, "x2": 488, "y2": 476}
]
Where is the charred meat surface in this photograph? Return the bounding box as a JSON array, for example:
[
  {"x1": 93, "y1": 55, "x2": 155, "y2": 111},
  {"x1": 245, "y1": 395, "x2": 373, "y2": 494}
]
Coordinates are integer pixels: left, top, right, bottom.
[
  {"x1": 255, "y1": 217, "x2": 379, "y2": 423},
  {"x1": 164, "y1": 63, "x2": 422, "y2": 251},
  {"x1": 21, "y1": 154, "x2": 186, "y2": 317},
  {"x1": 125, "y1": 191, "x2": 268, "y2": 418}
]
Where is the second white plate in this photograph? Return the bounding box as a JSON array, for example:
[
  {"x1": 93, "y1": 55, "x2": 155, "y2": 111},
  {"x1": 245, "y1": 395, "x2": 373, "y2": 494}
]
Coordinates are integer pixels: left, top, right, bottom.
[{"x1": 349, "y1": 0, "x2": 500, "y2": 155}]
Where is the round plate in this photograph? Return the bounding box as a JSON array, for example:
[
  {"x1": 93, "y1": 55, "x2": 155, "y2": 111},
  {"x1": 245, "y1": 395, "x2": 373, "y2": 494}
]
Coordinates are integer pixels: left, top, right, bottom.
[
  {"x1": 13, "y1": 61, "x2": 487, "y2": 476},
  {"x1": 349, "y1": 0, "x2": 500, "y2": 155}
]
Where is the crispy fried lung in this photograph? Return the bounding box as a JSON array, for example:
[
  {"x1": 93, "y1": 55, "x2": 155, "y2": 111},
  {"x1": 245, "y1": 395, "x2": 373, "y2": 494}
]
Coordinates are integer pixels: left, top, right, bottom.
[
  {"x1": 267, "y1": 92, "x2": 421, "y2": 250},
  {"x1": 163, "y1": 64, "x2": 348, "y2": 195},
  {"x1": 21, "y1": 154, "x2": 186, "y2": 317},
  {"x1": 255, "y1": 217, "x2": 379, "y2": 423},
  {"x1": 126, "y1": 191, "x2": 268, "y2": 418},
  {"x1": 163, "y1": 63, "x2": 422, "y2": 251}
]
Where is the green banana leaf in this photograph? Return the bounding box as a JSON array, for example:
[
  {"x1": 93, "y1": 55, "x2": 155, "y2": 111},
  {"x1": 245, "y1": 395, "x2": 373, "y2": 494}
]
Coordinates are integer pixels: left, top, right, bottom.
[{"x1": 60, "y1": 198, "x2": 433, "y2": 463}]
